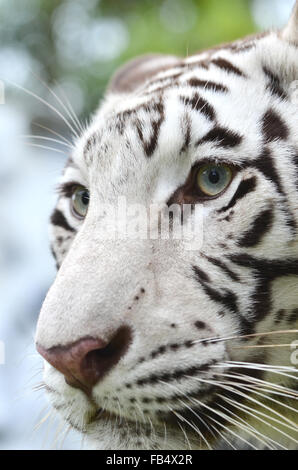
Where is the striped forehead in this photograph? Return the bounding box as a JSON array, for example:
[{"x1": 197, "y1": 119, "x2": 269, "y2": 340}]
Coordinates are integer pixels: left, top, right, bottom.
[{"x1": 80, "y1": 35, "x2": 291, "y2": 171}]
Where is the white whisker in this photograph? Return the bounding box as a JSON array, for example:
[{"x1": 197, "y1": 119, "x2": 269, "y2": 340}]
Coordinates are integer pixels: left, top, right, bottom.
[
  {"x1": 29, "y1": 70, "x2": 83, "y2": 136},
  {"x1": 192, "y1": 329, "x2": 298, "y2": 347},
  {"x1": 32, "y1": 122, "x2": 73, "y2": 146},
  {"x1": 214, "y1": 371, "x2": 298, "y2": 398},
  {"x1": 219, "y1": 393, "x2": 293, "y2": 448},
  {"x1": 7, "y1": 80, "x2": 80, "y2": 138},
  {"x1": 20, "y1": 135, "x2": 73, "y2": 150},
  {"x1": 24, "y1": 142, "x2": 68, "y2": 155},
  {"x1": 215, "y1": 398, "x2": 276, "y2": 449},
  {"x1": 53, "y1": 81, "x2": 85, "y2": 134}
]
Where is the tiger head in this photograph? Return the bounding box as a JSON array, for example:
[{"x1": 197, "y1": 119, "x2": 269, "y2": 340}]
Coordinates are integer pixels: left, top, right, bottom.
[{"x1": 35, "y1": 3, "x2": 298, "y2": 450}]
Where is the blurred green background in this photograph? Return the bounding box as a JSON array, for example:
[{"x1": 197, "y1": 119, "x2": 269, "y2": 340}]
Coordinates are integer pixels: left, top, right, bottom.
[{"x1": 0, "y1": 0, "x2": 295, "y2": 127}]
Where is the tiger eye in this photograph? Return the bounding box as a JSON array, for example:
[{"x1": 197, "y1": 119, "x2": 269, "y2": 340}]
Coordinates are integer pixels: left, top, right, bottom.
[
  {"x1": 71, "y1": 186, "x2": 90, "y2": 218},
  {"x1": 197, "y1": 164, "x2": 232, "y2": 197}
]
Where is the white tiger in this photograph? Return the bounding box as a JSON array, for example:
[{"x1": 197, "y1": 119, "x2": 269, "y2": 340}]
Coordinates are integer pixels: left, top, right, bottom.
[{"x1": 35, "y1": 3, "x2": 298, "y2": 450}]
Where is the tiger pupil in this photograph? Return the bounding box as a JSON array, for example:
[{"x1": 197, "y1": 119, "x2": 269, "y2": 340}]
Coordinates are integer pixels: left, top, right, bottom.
[
  {"x1": 208, "y1": 169, "x2": 220, "y2": 184},
  {"x1": 81, "y1": 192, "x2": 89, "y2": 205}
]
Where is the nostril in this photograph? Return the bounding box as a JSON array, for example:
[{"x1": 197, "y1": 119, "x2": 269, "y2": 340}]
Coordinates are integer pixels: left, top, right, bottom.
[
  {"x1": 81, "y1": 327, "x2": 132, "y2": 384},
  {"x1": 36, "y1": 326, "x2": 132, "y2": 395}
]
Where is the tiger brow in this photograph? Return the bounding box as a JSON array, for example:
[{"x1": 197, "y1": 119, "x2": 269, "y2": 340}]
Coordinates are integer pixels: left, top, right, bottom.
[{"x1": 56, "y1": 181, "x2": 83, "y2": 198}]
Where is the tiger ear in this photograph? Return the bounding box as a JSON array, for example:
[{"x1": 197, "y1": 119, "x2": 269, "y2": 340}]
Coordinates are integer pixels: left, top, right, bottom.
[
  {"x1": 107, "y1": 54, "x2": 180, "y2": 94},
  {"x1": 282, "y1": 0, "x2": 298, "y2": 45}
]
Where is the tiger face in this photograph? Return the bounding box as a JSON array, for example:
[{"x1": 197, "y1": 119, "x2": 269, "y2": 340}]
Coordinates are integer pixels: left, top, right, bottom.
[{"x1": 35, "y1": 4, "x2": 298, "y2": 450}]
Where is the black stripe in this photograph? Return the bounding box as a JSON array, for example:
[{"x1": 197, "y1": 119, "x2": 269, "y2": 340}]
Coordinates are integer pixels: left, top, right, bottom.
[
  {"x1": 262, "y1": 108, "x2": 289, "y2": 143},
  {"x1": 193, "y1": 262, "x2": 258, "y2": 335},
  {"x1": 136, "y1": 102, "x2": 164, "y2": 157},
  {"x1": 131, "y1": 360, "x2": 216, "y2": 388},
  {"x1": 204, "y1": 255, "x2": 241, "y2": 282},
  {"x1": 50, "y1": 209, "x2": 75, "y2": 233},
  {"x1": 50, "y1": 245, "x2": 57, "y2": 261},
  {"x1": 193, "y1": 265, "x2": 239, "y2": 313},
  {"x1": 56, "y1": 181, "x2": 78, "y2": 198},
  {"x1": 263, "y1": 66, "x2": 287, "y2": 100},
  {"x1": 253, "y1": 147, "x2": 284, "y2": 195},
  {"x1": 197, "y1": 126, "x2": 243, "y2": 148},
  {"x1": 211, "y1": 58, "x2": 245, "y2": 77},
  {"x1": 84, "y1": 133, "x2": 97, "y2": 156},
  {"x1": 238, "y1": 207, "x2": 274, "y2": 247},
  {"x1": 50, "y1": 245, "x2": 60, "y2": 270},
  {"x1": 193, "y1": 265, "x2": 210, "y2": 283},
  {"x1": 180, "y1": 93, "x2": 216, "y2": 121},
  {"x1": 144, "y1": 70, "x2": 183, "y2": 90},
  {"x1": 230, "y1": 254, "x2": 298, "y2": 278},
  {"x1": 187, "y1": 78, "x2": 228, "y2": 93},
  {"x1": 287, "y1": 309, "x2": 298, "y2": 324},
  {"x1": 230, "y1": 254, "x2": 298, "y2": 324},
  {"x1": 200, "y1": 283, "x2": 239, "y2": 315},
  {"x1": 274, "y1": 309, "x2": 286, "y2": 325},
  {"x1": 217, "y1": 177, "x2": 257, "y2": 213},
  {"x1": 252, "y1": 148, "x2": 296, "y2": 231},
  {"x1": 139, "y1": 383, "x2": 214, "y2": 406},
  {"x1": 293, "y1": 152, "x2": 298, "y2": 192},
  {"x1": 180, "y1": 114, "x2": 191, "y2": 153}
]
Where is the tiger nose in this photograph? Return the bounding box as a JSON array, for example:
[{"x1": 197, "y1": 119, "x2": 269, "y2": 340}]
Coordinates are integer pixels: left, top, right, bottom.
[{"x1": 36, "y1": 327, "x2": 132, "y2": 395}]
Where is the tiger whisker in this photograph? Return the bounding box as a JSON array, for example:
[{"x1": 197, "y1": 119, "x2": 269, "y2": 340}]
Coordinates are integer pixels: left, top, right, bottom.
[
  {"x1": 185, "y1": 383, "x2": 275, "y2": 449},
  {"x1": 168, "y1": 405, "x2": 211, "y2": 450},
  {"x1": 176, "y1": 400, "x2": 213, "y2": 449},
  {"x1": 23, "y1": 142, "x2": 69, "y2": 155},
  {"x1": 177, "y1": 421, "x2": 193, "y2": 450},
  {"x1": 33, "y1": 382, "x2": 47, "y2": 392},
  {"x1": 237, "y1": 384, "x2": 298, "y2": 401},
  {"x1": 207, "y1": 381, "x2": 297, "y2": 436},
  {"x1": 20, "y1": 134, "x2": 74, "y2": 150},
  {"x1": 51, "y1": 415, "x2": 67, "y2": 449},
  {"x1": 204, "y1": 411, "x2": 258, "y2": 449},
  {"x1": 34, "y1": 407, "x2": 53, "y2": 432},
  {"x1": 32, "y1": 121, "x2": 73, "y2": 146},
  {"x1": 209, "y1": 421, "x2": 237, "y2": 450},
  {"x1": 134, "y1": 400, "x2": 148, "y2": 426},
  {"x1": 80, "y1": 432, "x2": 86, "y2": 451},
  {"x1": 218, "y1": 393, "x2": 294, "y2": 448},
  {"x1": 147, "y1": 414, "x2": 155, "y2": 440},
  {"x1": 42, "y1": 408, "x2": 56, "y2": 449},
  {"x1": 163, "y1": 380, "x2": 259, "y2": 449},
  {"x1": 194, "y1": 397, "x2": 260, "y2": 449},
  {"x1": 163, "y1": 420, "x2": 168, "y2": 449},
  {"x1": 215, "y1": 398, "x2": 277, "y2": 449},
  {"x1": 193, "y1": 375, "x2": 298, "y2": 433},
  {"x1": 29, "y1": 70, "x2": 83, "y2": 136},
  {"x1": 192, "y1": 329, "x2": 298, "y2": 347},
  {"x1": 115, "y1": 398, "x2": 123, "y2": 427},
  {"x1": 7, "y1": 80, "x2": 80, "y2": 138},
  {"x1": 231, "y1": 343, "x2": 295, "y2": 350},
  {"x1": 53, "y1": 80, "x2": 85, "y2": 135},
  {"x1": 214, "y1": 371, "x2": 298, "y2": 398},
  {"x1": 160, "y1": 379, "x2": 213, "y2": 449},
  {"x1": 224, "y1": 382, "x2": 298, "y2": 431},
  {"x1": 59, "y1": 424, "x2": 72, "y2": 450},
  {"x1": 216, "y1": 361, "x2": 298, "y2": 382},
  {"x1": 216, "y1": 395, "x2": 288, "y2": 450}
]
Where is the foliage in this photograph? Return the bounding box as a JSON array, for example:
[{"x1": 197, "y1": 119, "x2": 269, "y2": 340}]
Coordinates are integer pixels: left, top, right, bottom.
[{"x1": 0, "y1": 0, "x2": 257, "y2": 121}]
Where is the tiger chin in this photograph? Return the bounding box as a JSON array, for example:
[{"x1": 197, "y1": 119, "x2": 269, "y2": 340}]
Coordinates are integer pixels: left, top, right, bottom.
[{"x1": 35, "y1": 3, "x2": 298, "y2": 450}]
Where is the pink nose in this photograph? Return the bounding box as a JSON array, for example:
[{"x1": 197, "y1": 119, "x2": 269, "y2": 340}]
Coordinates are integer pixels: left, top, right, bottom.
[{"x1": 36, "y1": 327, "x2": 132, "y2": 395}]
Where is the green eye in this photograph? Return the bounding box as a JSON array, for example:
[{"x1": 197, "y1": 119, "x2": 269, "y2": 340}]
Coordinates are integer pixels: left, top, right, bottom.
[
  {"x1": 71, "y1": 186, "x2": 90, "y2": 218},
  {"x1": 197, "y1": 164, "x2": 233, "y2": 197}
]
